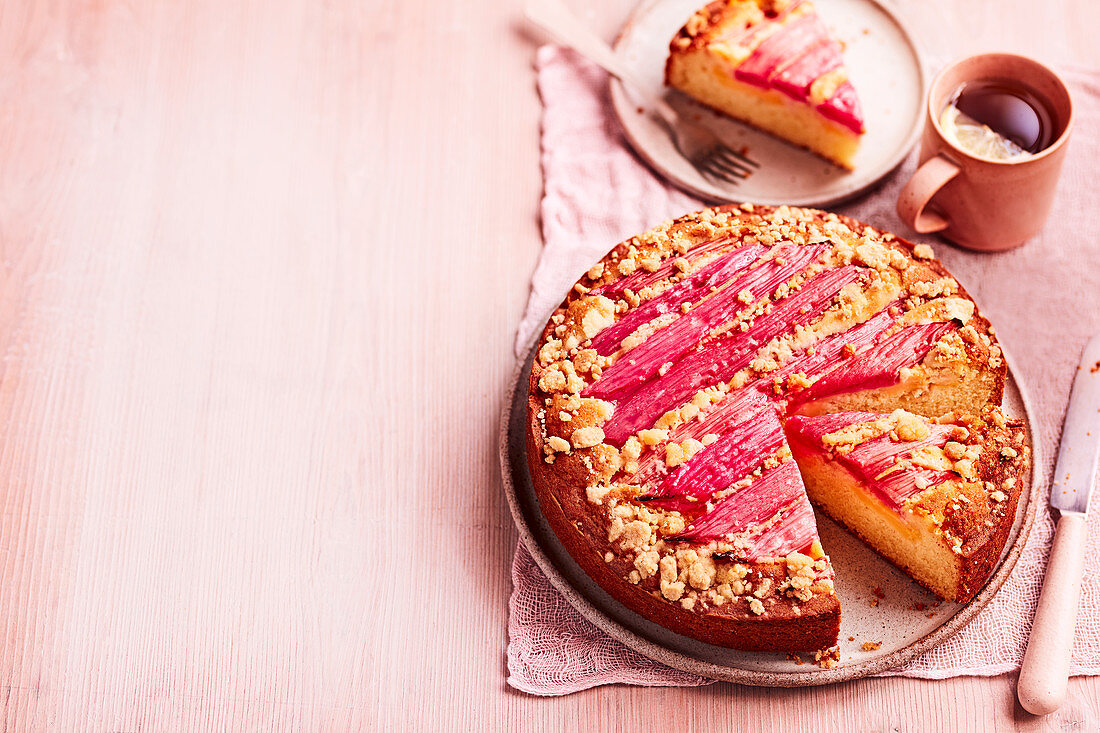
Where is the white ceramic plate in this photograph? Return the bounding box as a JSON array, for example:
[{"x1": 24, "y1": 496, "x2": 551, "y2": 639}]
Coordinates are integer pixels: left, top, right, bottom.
[
  {"x1": 609, "y1": 0, "x2": 927, "y2": 206},
  {"x1": 500, "y1": 343, "x2": 1039, "y2": 685}
]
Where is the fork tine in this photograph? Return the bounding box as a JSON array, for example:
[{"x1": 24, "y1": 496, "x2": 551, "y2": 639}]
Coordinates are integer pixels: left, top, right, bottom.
[
  {"x1": 727, "y1": 147, "x2": 760, "y2": 168},
  {"x1": 708, "y1": 151, "x2": 754, "y2": 177},
  {"x1": 696, "y1": 159, "x2": 729, "y2": 183},
  {"x1": 703, "y1": 154, "x2": 753, "y2": 181},
  {"x1": 712, "y1": 146, "x2": 756, "y2": 173},
  {"x1": 697, "y1": 158, "x2": 742, "y2": 185}
]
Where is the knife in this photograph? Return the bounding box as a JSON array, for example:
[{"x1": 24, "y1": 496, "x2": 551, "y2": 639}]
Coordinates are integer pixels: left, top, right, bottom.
[{"x1": 1018, "y1": 332, "x2": 1100, "y2": 715}]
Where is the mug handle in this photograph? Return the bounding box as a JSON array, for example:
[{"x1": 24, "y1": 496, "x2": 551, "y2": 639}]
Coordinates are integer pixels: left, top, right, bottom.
[{"x1": 896, "y1": 154, "x2": 961, "y2": 233}]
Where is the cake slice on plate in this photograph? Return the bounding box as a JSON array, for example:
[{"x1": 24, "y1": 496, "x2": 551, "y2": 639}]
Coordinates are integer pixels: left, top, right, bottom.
[
  {"x1": 785, "y1": 408, "x2": 1029, "y2": 601},
  {"x1": 665, "y1": 0, "x2": 865, "y2": 169}
]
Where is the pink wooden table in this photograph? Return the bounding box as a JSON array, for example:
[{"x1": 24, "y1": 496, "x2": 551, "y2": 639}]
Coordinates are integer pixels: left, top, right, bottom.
[{"x1": 0, "y1": 0, "x2": 1097, "y2": 729}]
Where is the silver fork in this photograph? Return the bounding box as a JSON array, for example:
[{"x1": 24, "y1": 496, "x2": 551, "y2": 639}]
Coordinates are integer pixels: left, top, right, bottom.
[{"x1": 525, "y1": 0, "x2": 758, "y2": 185}]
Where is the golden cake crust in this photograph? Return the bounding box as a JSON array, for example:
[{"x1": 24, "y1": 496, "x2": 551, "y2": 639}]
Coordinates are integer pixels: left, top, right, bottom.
[
  {"x1": 912, "y1": 411, "x2": 1030, "y2": 601},
  {"x1": 524, "y1": 204, "x2": 1013, "y2": 652}
]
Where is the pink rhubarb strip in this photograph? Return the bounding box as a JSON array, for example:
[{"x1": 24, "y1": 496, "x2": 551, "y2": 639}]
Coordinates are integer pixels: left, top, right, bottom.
[
  {"x1": 675, "y1": 460, "x2": 815, "y2": 560},
  {"x1": 792, "y1": 321, "x2": 956, "y2": 407},
  {"x1": 589, "y1": 244, "x2": 767, "y2": 357}
]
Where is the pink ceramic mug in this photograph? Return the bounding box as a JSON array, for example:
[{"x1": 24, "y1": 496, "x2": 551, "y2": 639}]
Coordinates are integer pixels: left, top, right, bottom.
[{"x1": 896, "y1": 53, "x2": 1073, "y2": 252}]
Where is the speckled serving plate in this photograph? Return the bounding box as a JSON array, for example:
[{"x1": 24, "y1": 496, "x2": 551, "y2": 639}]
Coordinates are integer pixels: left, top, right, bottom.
[{"x1": 499, "y1": 336, "x2": 1040, "y2": 686}]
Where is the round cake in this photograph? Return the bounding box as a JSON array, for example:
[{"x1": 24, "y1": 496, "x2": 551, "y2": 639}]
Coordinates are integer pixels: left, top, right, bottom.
[{"x1": 524, "y1": 204, "x2": 1029, "y2": 654}]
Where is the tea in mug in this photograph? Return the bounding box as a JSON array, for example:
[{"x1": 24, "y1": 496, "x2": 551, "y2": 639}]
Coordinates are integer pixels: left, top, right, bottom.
[{"x1": 939, "y1": 80, "x2": 1055, "y2": 161}]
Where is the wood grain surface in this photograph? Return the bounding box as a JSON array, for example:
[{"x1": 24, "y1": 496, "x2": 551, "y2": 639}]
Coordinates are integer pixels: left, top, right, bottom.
[{"x1": 0, "y1": 0, "x2": 1096, "y2": 730}]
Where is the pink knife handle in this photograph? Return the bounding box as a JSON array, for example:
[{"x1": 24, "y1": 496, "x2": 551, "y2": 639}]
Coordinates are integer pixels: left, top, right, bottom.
[{"x1": 1018, "y1": 512, "x2": 1087, "y2": 715}]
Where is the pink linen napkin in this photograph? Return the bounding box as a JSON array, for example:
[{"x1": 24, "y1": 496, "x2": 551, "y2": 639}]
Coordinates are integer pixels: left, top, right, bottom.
[{"x1": 507, "y1": 45, "x2": 1100, "y2": 696}]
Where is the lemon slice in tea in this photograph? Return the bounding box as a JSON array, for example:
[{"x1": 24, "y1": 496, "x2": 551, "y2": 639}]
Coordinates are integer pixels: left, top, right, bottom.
[{"x1": 939, "y1": 105, "x2": 1031, "y2": 161}]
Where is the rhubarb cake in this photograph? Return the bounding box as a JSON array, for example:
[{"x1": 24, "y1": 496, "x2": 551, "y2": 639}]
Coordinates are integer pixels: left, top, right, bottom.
[
  {"x1": 665, "y1": 0, "x2": 865, "y2": 169},
  {"x1": 525, "y1": 204, "x2": 1029, "y2": 653}
]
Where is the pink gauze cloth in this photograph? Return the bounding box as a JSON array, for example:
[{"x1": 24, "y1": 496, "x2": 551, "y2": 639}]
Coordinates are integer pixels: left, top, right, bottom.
[{"x1": 507, "y1": 45, "x2": 1100, "y2": 696}]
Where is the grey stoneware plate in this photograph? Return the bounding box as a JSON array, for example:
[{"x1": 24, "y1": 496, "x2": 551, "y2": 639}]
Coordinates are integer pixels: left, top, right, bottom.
[
  {"x1": 499, "y1": 338, "x2": 1040, "y2": 686},
  {"x1": 609, "y1": 0, "x2": 927, "y2": 207}
]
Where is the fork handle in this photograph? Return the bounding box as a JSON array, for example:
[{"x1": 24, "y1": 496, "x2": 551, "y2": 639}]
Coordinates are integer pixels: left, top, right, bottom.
[
  {"x1": 1018, "y1": 511, "x2": 1087, "y2": 715},
  {"x1": 524, "y1": 0, "x2": 646, "y2": 90}
]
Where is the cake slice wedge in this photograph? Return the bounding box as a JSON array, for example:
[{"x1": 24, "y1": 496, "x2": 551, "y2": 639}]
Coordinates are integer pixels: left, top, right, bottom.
[
  {"x1": 527, "y1": 385, "x2": 842, "y2": 652},
  {"x1": 666, "y1": 0, "x2": 865, "y2": 169},
  {"x1": 784, "y1": 407, "x2": 1029, "y2": 602}
]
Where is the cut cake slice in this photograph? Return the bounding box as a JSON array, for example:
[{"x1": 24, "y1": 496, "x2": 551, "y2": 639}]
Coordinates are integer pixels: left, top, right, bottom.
[
  {"x1": 666, "y1": 0, "x2": 865, "y2": 169},
  {"x1": 529, "y1": 377, "x2": 843, "y2": 652},
  {"x1": 785, "y1": 408, "x2": 1029, "y2": 602}
]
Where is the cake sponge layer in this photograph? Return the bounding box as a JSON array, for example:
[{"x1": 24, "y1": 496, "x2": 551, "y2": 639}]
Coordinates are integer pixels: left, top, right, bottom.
[
  {"x1": 668, "y1": 48, "x2": 860, "y2": 169},
  {"x1": 791, "y1": 448, "x2": 963, "y2": 599}
]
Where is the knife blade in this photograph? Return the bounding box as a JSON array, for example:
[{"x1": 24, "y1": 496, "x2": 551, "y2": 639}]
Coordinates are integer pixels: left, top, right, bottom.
[
  {"x1": 1019, "y1": 332, "x2": 1100, "y2": 715},
  {"x1": 1050, "y1": 330, "x2": 1100, "y2": 515}
]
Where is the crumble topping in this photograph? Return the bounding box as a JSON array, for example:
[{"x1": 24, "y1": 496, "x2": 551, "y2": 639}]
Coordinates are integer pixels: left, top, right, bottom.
[
  {"x1": 664, "y1": 438, "x2": 707, "y2": 467},
  {"x1": 912, "y1": 243, "x2": 935, "y2": 260},
  {"x1": 893, "y1": 410, "x2": 931, "y2": 441},
  {"x1": 586, "y1": 485, "x2": 612, "y2": 505},
  {"x1": 546, "y1": 436, "x2": 570, "y2": 454},
  {"x1": 820, "y1": 409, "x2": 931, "y2": 454},
  {"x1": 814, "y1": 647, "x2": 841, "y2": 669},
  {"x1": 810, "y1": 69, "x2": 849, "y2": 106},
  {"x1": 638, "y1": 428, "x2": 669, "y2": 446},
  {"x1": 571, "y1": 426, "x2": 605, "y2": 450}
]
